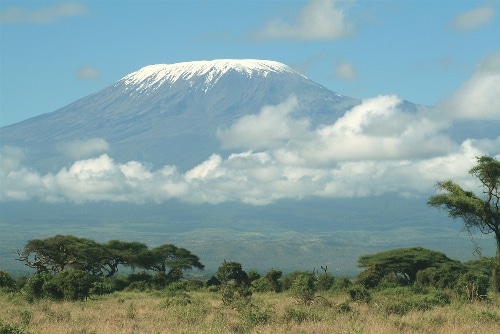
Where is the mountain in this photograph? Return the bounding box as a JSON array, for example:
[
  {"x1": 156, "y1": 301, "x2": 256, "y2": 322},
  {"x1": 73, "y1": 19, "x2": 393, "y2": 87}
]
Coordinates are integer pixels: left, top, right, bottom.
[
  {"x1": 1, "y1": 59, "x2": 498, "y2": 274},
  {"x1": 1, "y1": 59, "x2": 358, "y2": 172}
]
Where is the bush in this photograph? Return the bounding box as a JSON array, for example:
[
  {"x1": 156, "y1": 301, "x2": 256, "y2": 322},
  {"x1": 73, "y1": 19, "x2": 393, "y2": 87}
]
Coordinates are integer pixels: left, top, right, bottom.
[
  {"x1": 241, "y1": 305, "x2": 273, "y2": 327},
  {"x1": 316, "y1": 273, "x2": 335, "y2": 291},
  {"x1": 125, "y1": 281, "x2": 150, "y2": 292},
  {"x1": 281, "y1": 271, "x2": 314, "y2": 291},
  {"x1": 52, "y1": 270, "x2": 93, "y2": 301},
  {"x1": 455, "y1": 272, "x2": 490, "y2": 301},
  {"x1": 355, "y1": 265, "x2": 384, "y2": 288},
  {"x1": 0, "y1": 271, "x2": 16, "y2": 292},
  {"x1": 251, "y1": 277, "x2": 271, "y2": 292},
  {"x1": 23, "y1": 273, "x2": 53, "y2": 302},
  {"x1": 348, "y1": 286, "x2": 371, "y2": 303},
  {"x1": 416, "y1": 265, "x2": 464, "y2": 289},
  {"x1": 264, "y1": 269, "x2": 282, "y2": 292},
  {"x1": 0, "y1": 321, "x2": 33, "y2": 334},
  {"x1": 90, "y1": 277, "x2": 117, "y2": 295},
  {"x1": 330, "y1": 276, "x2": 352, "y2": 292},
  {"x1": 290, "y1": 273, "x2": 316, "y2": 305},
  {"x1": 247, "y1": 270, "x2": 261, "y2": 282},
  {"x1": 282, "y1": 307, "x2": 309, "y2": 324}
]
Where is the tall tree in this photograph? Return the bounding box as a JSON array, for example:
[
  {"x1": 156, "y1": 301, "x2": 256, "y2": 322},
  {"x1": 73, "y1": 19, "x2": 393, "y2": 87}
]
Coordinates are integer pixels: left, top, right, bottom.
[{"x1": 428, "y1": 155, "x2": 500, "y2": 291}]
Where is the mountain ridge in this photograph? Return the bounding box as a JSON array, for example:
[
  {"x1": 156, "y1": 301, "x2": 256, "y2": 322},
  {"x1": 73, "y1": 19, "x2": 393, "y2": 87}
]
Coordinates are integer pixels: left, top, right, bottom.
[{"x1": 0, "y1": 59, "x2": 359, "y2": 171}]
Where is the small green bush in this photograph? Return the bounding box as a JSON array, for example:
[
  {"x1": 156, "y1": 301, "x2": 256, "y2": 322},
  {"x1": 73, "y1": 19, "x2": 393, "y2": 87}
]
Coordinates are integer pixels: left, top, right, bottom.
[
  {"x1": 290, "y1": 273, "x2": 316, "y2": 305},
  {"x1": 0, "y1": 271, "x2": 16, "y2": 291},
  {"x1": 282, "y1": 307, "x2": 309, "y2": 324},
  {"x1": 0, "y1": 321, "x2": 33, "y2": 334},
  {"x1": 241, "y1": 306, "x2": 273, "y2": 326},
  {"x1": 349, "y1": 286, "x2": 371, "y2": 303},
  {"x1": 251, "y1": 277, "x2": 271, "y2": 292},
  {"x1": 455, "y1": 272, "x2": 490, "y2": 301},
  {"x1": 158, "y1": 293, "x2": 192, "y2": 307},
  {"x1": 336, "y1": 301, "x2": 352, "y2": 313},
  {"x1": 330, "y1": 276, "x2": 352, "y2": 292}
]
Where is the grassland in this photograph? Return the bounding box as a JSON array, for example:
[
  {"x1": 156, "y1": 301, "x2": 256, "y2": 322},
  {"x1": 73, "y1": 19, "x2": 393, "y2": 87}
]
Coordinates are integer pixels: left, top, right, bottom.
[{"x1": 2, "y1": 286, "x2": 500, "y2": 334}]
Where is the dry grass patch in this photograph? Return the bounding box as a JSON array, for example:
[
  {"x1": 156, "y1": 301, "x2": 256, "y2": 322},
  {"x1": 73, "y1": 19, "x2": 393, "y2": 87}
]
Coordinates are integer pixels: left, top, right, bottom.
[{"x1": 1, "y1": 290, "x2": 500, "y2": 333}]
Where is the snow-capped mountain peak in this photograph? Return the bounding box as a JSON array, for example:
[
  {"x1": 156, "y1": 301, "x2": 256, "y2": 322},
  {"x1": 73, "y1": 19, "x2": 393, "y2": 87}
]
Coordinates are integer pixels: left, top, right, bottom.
[{"x1": 119, "y1": 59, "x2": 305, "y2": 93}]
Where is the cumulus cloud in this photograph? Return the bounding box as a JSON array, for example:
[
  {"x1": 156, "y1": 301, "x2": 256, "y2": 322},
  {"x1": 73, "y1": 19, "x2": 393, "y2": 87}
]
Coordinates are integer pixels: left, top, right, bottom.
[
  {"x1": 2, "y1": 92, "x2": 498, "y2": 205},
  {"x1": 449, "y1": 5, "x2": 495, "y2": 31},
  {"x1": 59, "y1": 138, "x2": 109, "y2": 159},
  {"x1": 77, "y1": 67, "x2": 101, "y2": 80},
  {"x1": 254, "y1": 0, "x2": 354, "y2": 41},
  {"x1": 0, "y1": 2, "x2": 89, "y2": 24},
  {"x1": 438, "y1": 52, "x2": 500, "y2": 120},
  {"x1": 333, "y1": 61, "x2": 357, "y2": 81},
  {"x1": 216, "y1": 96, "x2": 311, "y2": 150}
]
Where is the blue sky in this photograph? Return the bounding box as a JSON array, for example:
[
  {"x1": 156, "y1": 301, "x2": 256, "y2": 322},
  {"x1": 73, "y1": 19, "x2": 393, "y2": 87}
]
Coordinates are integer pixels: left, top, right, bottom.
[{"x1": 1, "y1": 0, "x2": 498, "y2": 127}]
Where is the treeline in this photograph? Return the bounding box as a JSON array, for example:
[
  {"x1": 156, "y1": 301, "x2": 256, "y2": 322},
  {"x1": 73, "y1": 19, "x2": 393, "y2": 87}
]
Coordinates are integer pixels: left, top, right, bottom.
[{"x1": 0, "y1": 235, "x2": 495, "y2": 304}]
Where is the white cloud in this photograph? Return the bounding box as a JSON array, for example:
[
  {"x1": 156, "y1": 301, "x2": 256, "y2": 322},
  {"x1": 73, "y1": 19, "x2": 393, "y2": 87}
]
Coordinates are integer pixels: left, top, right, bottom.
[
  {"x1": 2, "y1": 93, "x2": 498, "y2": 205},
  {"x1": 333, "y1": 61, "x2": 357, "y2": 81},
  {"x1": 77, "y1": 67, "x2": 101, "y2": 80},
  {"x1": 254, "y1": 0, "x2": 353, "y2": 41},
  {"x1": 438, "y1": 52, "x2": 500, "y2": 120},
  {"x1": 0, "y1": 2, "x2": 89, "y2": 24},
  {"x1": 59, "y1": 138, "x2": 109, "y2": 159},
  {"x1": 449, "y1": 5, "x2": 495, "y2": 31},
  {"x1": 216, "y1": 96, "x2": 310, "y2": 150}
]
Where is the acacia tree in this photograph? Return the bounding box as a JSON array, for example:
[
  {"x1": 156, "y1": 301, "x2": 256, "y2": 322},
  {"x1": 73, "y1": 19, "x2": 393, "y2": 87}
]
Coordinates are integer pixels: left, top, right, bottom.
[
  {"x1": 17, "y1": 235, "x2": 103, "y2": 274},
  {"x1": 356, "y1": 247, "x2": 464, "y2": 287},
  {"x1": 148, "y1": 244, "x2": 204, "y2": 281},
  {"x1": 428, "y1": 155, "x2": 500, "y2": 292}
]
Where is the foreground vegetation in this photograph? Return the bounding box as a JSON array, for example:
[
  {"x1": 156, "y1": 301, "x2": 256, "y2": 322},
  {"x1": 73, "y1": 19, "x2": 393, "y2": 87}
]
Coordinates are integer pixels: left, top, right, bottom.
[
  {"x1": 1, "y1": 246, "x2": 500, "y2": 333},
  {"x1": 1, "y1": 281, "x2": 500, "y2": 334}
]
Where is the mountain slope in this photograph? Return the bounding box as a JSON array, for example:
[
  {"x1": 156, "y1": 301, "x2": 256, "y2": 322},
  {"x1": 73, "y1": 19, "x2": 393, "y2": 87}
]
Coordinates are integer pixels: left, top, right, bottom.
[{"x1": 1, "y1": 59, "x2": 358, "y2": 171}]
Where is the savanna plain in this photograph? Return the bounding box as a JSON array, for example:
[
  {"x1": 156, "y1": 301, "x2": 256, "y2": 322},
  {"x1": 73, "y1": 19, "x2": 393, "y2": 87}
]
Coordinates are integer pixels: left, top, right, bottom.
[{"x1": 1, "y1": 279, "x2": 500, "y2": 334}]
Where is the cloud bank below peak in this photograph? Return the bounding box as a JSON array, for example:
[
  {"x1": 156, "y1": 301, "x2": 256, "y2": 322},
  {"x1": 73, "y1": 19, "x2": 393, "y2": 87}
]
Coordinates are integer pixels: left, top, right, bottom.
[{"x1": 1, "y1": 93, "x2": 498, "y2": 205}]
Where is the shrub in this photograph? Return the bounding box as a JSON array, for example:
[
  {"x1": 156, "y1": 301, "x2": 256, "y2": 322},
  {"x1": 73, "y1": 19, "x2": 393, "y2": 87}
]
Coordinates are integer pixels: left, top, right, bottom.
[
  {"x1": 282, "y1": 307, "x2": 309, "y2": 324},
  {"x1": 264, "y1": 269, "x2": 283, "y2": 292},
  {"x1": 316, "y1": 273, "x2": 335, "y2": 291},
  {"x1": 330, "y1": 276, "x2": 352, "y2": 292},
  {"x1": 241, "y1": 305, "x2": 273, "y2": 327},
  {"x1": 290, "y1": 273, "x2": 316, "y2": 305},
  {"x1": 348, "y1": 286, "x2": 371, "y2": 303},
  {"x1": 251, "y1": 277, "x2": 271, "y2": 292},
  {"x1": 151, "y1": 272, "x2": 168, "y2": 289},
  {"x1": 23, "y1": 273, "x2": 53, "y2": 302},
  {"x1": 52, "y1": 270, "x2": 93, "y2": 301},
  {"x1": 0, "y1": 321, "x2": 33, "y2": 334},
  {"x1": 124, "y1": 281, "x2": 150, "y2": 292},
  {"x1": 355, "y1": 265, "x2": 384, "y2": 288},
  {"x1": 247, "y1": 270, "x2": 261, "y2": 282},
  {"x1": 281, "y1": 271, "x2": 314, "y2": 291},
  {"x1": 455, "y1": 272, "x2": 490, "y2": 301},
  {"x1": 0, "y1": 271, "x2": 16, "y2": 292},
  {"x1": 90, "y1": 277, "x2": 117, "y2": 295},
  {"x1": 158, "y1": 292, "x2": 192, "y2": 307},
  {"x1": 336, "y1": 301, "x2": 352, "y2": 313},
  {"x1": 416, "y1": 265, "x2": 464, "y2": 289}
]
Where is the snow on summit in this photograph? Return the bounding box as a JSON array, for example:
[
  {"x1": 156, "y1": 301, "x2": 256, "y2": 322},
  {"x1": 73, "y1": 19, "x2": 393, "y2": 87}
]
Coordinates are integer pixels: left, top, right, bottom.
[{"x1": 119, "y1": 59, "x2": 304, "y2": 92}]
